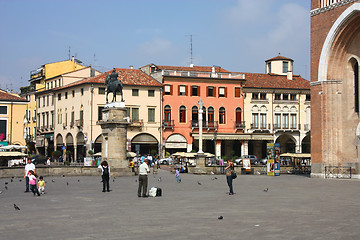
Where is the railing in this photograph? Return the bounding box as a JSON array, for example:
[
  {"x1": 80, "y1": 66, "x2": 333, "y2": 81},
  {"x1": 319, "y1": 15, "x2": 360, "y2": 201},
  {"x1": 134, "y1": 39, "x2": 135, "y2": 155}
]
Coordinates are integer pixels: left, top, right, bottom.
[
  {"x1": 75, "y1": 119, "x2": 83, "y2": 128},
  {"x1": 130, "y1": 119, "x2": 143, "y2": 127},
  {"x1": 191, "y1": 120, "x2": 206, "y2": 129},
  {"x1": 30, "y1": 68, "x2": 44, "y2": 80},
  {"x1": 273, "y1": 124, "x2": 300, "y2": 131},
  {"x1": 162, "y1": 70, "x2": 245, "y2": 79},
  {"x1": 251, "y1": 123, "x2": 270, "y2": 130},
  {"x1": 235, "y1": 121, "x2": 245, "y2": 130},
  {"x1": 163, "y1": 120, "x2": 174, "y2": 130},
  {"x1": 325, "y1": 166, "x2": 352, "y2": 179}
]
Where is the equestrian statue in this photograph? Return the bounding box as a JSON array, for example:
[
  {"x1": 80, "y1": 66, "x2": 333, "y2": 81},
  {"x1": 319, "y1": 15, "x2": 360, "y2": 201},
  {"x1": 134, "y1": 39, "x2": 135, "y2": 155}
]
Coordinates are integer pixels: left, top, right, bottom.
[{"x1": 105, "y1": 68, "x2": 124, "y2": 103}]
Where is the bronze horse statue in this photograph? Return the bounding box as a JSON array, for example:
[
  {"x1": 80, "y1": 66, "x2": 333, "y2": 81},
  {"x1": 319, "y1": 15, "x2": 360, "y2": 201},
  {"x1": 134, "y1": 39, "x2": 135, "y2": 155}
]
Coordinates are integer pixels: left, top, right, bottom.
[{"x1": 105, "y1": 68, "x2": 124, "y2": 103}]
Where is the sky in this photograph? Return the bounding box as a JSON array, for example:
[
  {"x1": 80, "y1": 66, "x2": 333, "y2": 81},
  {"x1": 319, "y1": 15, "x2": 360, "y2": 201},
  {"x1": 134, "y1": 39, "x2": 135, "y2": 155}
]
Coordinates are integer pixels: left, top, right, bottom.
[{"x1": 0, "y1": 0, "x2": 310, "y2": 93}]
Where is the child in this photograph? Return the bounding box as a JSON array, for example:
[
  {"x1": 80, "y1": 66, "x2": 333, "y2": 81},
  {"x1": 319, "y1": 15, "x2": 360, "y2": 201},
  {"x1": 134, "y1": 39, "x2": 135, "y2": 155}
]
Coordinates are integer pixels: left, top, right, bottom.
[
  {"x1": 38, "y1": 176, "x2": 46, "y2": 194},
  {"x1": 175, "y1": 168, "x2": 181, "y2": 183},
  {"x1": 28, "y1": 170, "x2": 40, "y2": 196},
  {"x1": 98, "y1": 161, "x2": 111, "y2": 192}
]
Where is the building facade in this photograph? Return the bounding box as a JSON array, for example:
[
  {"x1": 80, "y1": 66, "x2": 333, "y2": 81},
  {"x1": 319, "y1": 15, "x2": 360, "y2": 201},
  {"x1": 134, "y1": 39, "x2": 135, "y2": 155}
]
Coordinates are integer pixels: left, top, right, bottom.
[
  {"x1": 310, "y1": 0, "x2": 360, "y2": 177},
  {"x1": 0, "y1": 90, "x2": 28, "y2": 147}
]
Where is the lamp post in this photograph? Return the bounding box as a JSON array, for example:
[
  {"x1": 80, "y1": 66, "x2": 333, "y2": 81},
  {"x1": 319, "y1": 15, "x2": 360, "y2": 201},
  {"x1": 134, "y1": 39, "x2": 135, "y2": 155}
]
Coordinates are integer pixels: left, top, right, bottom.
[{"x1": 198, "y1": 98, "x2": 204, "y2": 154}]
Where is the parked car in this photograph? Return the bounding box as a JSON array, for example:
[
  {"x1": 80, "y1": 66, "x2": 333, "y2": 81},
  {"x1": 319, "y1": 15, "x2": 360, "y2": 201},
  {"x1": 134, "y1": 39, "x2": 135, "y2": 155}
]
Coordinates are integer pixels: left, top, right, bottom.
[
  {"x1": 234, "y1": 155, "x2": 259, "y2": 166},
  {"x1": 159, "y1": 158, "x2": 173, "y2": 165},
  {"x1": 259, "y1": 158, "x2": 268, "y2": 165}
]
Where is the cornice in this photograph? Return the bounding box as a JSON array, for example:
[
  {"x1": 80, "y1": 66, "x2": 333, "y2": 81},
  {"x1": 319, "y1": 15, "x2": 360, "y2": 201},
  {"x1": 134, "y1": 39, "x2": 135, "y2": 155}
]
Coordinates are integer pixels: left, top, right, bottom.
[{"x1": 311, "y1": 0, "x2": 358, "y2": 16}]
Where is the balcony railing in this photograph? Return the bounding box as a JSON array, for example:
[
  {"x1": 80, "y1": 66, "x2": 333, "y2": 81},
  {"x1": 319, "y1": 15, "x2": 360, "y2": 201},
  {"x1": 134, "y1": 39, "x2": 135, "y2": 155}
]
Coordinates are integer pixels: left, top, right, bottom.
[
  {"x1": 163, "y1": 120, "x2": 174, "y2": 130},
  {"x1": 191, "y1": 120, "x2": 218, "y2": 131},
  {"x1": 130, "y1": 119, "x2": 143, "y2": 127},
  {"x1": 75, "y1": 119, "x2": 83, "y2": 128},
  {"x1": 30, "y1": 68, "x2": 44, "y2": 81},
  {"x1": 235, "y1": 121, "x2": 245, "y2": 130},
  {"x1": 251, "y1": 123, "x2": 271, "y2": 130},
  {"x1": 273, "y1": 124, "x2": 301, "y2": 131}
]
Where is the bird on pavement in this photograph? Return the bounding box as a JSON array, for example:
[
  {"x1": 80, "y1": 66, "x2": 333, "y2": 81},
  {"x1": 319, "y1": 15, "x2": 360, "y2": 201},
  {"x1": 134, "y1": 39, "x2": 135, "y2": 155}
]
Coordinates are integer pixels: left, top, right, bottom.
[
  {"x1": 263, "y1": 188, "x2": 269, "y2": 192},
  {"x1": 14, "y1": 204, "x2": 20, "y2": 210},
  {"x1": 67, "y1": 182, "x2": 69, "y2": 186},
  {"x1": 197, "y1": 181, "x2": 202, "y2": 185},
  {"x1": 52, "y1": 180, "x2": 55, "y2": 183},
  {"x1": 218, "y1": 216, "x2": 223, "y2": 220},
  {"x1": 5, "y1": 186, "x2": 8, "y2": 190},
  {"x1": 158, "y1": 177, "x2": 162, "y2": 182}
]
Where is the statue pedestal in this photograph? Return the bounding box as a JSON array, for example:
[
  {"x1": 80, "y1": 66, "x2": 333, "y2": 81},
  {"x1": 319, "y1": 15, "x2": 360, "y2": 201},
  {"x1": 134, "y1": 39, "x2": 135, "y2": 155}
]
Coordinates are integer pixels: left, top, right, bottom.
[
  {"x1": 193, "y1": 153, "x2": 208, "y2": 174},
  {"x1": 97, "y1": 103, "x2": 131, "y2": 176}
]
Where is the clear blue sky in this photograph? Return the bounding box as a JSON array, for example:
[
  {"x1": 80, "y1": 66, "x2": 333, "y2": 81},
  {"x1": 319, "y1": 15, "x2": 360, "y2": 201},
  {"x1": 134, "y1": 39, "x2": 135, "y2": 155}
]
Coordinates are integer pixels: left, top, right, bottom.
[{"x1": 0, "y1": 0, "x2": 310, "y2": 92}]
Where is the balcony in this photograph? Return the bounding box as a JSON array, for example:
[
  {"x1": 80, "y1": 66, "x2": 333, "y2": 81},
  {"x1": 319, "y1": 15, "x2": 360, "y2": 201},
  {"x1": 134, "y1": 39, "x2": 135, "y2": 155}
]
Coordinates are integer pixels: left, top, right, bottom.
[
  {"x1": 191, "y1": 120, "x2": 218, "y2": 132},
  {"x1": 20, "y1": 85, "x2": 36, "y2": 95},
  {"x1": 75, "y1": 119, "x2": 83, "y2": 128},
  {"x1": 130, "y1": 119, "x2": 143, "y2": 127},
  {"x1": 273, "y1": 124, "x2": 301, "y2": 132},
  {"x1": 163, "y1": 120, "x2": 174, "y2": 131},
  {"x1": 30, "y1": 68, "x2": 44, "y2": 82},
  {"x1": 235, "y1": 121, "x2": 245, "y2": 130}
]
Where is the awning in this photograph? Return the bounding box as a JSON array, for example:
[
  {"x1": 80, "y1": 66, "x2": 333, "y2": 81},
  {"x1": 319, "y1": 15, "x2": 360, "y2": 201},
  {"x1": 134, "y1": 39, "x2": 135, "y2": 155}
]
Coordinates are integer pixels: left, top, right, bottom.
[
  {"x1": 0, "y1": 152, "x2": 27, "y2": 157},
  {"x1": 280, "y1": 153, "x2": 311, "y2": 158},
  {"x1": 0, "y1": 145, "x2": 27, "y2": 150}
]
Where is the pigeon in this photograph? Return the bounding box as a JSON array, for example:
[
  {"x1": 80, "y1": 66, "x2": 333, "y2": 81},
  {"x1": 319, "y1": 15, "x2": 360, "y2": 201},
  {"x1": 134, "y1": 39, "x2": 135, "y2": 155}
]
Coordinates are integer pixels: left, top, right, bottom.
[
  {"x1": 197, "y1": 181, "x2": 202, "y2": 185},
  {"x1": 158, "y1": 177, "x2": 162, "y2": 182},
  {"x1": 78, "y1": 179, "x2": 80, "y2": 183},
  {"x1": 5, "y1": 186, "x2": 8, "y2": 190},
  {"x1": 135, "y1": 179, "x2": 138, "y2": 182},
  {"x1": 11, "y1": 176, "x2": 14, "y2": 179},
  {"x1": 263, "y1": 188, "x2": 269, "y2": 192},
  {"x1": 214, "y1": 177, "x2": 218, "y2": 180},
  {"x1": 52, "y1": 180, "x2": 55, "y2": 183},
  {"x1": 113, "y1": 179, "x2": 115, "y2": 182},
  {"x1": 62, "y1": 175, "x2": 65, "y2": 177},
  {"x1": 218, "y1": 216, "x2": 223, "y2": 220},
  {"x1": 11, "y1": 179, "x2": 13, "y2": 182},
  {"x1": 67, "y1": 182, "x2": 69, "y2": 186},
  {"x1": 19, "y1": 179, "x2": 22, "y2": 182},
  {"x1": 5, "y1": 182, "x2": 8, "y2": 185},
  {"x1": 14, "y1": 204, "x2": 20, "y2": 210}
]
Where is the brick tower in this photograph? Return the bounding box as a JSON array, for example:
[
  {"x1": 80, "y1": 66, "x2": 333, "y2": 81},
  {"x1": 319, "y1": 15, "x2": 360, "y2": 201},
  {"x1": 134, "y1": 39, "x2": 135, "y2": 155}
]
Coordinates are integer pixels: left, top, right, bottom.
[{"x1": 311, "y1": 0, "x2": 360, "y2": 178}]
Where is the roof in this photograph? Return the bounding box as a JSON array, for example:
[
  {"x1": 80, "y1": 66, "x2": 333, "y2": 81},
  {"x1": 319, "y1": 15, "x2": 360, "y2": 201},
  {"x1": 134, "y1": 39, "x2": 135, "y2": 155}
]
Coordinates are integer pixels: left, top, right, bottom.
[
  {"x1": 53, "y1": 68, "x2": 162, "y2": 91},
  {"x1": 242, "y1": 73, "x2": 310, "y2": 90},
  {"x1": 0, "y1": 89, "x2": 28, "y2": 102},
  {"x1": 265, "y1": 55, "x2": 294, "y2": 62},
  {"x1": 143, "y1": 63, "x2": 230, "y2": 73}
]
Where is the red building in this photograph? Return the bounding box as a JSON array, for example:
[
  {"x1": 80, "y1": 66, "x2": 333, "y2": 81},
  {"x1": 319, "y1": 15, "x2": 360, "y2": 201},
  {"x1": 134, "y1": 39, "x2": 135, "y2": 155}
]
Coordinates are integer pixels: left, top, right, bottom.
[{"x1": 141, "y1": 64, "x2": 245, "y2": 159}]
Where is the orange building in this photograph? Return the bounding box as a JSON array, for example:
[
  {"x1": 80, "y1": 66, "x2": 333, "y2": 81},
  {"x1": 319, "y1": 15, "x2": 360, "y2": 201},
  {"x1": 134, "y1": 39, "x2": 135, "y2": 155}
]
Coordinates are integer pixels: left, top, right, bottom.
[{"x1": 141, "y1": 64, "x2": 245, "y2": 159}]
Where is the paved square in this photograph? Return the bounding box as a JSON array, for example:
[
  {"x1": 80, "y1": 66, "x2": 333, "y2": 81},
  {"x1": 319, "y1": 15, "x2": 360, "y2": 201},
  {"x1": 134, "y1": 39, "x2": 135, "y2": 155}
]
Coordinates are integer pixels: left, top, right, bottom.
[{"x1": 1, "y1": 169, "x2": 359, "y2": 240}]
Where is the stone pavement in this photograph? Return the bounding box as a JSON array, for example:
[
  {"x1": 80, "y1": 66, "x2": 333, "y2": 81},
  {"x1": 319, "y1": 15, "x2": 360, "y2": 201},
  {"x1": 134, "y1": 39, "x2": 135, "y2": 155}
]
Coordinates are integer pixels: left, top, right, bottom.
[{"x1": 1, "y1": 169, "x2": 359, "y2": 240}]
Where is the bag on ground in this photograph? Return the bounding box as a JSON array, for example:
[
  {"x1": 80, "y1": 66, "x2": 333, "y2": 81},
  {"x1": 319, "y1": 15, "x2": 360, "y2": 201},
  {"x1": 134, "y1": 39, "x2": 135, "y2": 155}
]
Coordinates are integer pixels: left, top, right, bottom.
[
  {"x1": 156, "y1": 187, "x2": 162, "y2": 197},
  {"x1": 149, "y1": 187, "x2": 157, "y2": 197}
]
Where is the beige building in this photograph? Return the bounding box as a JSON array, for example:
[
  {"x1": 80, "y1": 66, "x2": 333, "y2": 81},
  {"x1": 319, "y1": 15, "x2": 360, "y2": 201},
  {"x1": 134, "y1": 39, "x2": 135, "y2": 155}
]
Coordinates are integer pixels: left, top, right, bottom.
[
  {"x1": 37, "y1": 68, "x2": 162, "y2": 161},
  {"x1": 0, "y1": 89, "x2": 28, "y2": 147},
  {"x1": 242, "y1": 55, "x2": 311, "y2": 159}
]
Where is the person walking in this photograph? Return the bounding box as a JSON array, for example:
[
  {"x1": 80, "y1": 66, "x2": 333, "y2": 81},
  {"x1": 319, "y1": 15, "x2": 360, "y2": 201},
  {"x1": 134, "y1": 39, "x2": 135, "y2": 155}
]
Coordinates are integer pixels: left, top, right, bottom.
[
  {"x1": 175, "y1": 167, "x2": 181, "y2": 183},
  {"x1": 225, "y1": 160, "x2": 235, "y2": 195},
  {"x1": 24, "y1": 158, "x2": 35, "y2": 193},
  {"x1": 138, "y1": 159, "x2": 150, "y2": 198},
  {"x1": 98, "y1": 161, "x2": 111, "y2": 192},
  {"x1": 37, "y1": 176, "x2": 46, "y2": 194},
  {"x1": 28, "y1": 170, "x2": 40, "y2": 196}
]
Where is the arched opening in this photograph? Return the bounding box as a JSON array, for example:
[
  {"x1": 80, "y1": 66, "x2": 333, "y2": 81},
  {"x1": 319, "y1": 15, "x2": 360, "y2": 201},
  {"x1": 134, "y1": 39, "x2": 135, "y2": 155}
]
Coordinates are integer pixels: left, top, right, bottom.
[
  {"x1": 179, "y1": 106, "x2": 186, "y2": 123},
  {"x1": 76, "y1": 132, "x2": 85, "y2": 162},
  {"x1": 301, "y1": 134, "x2": 311, "y2": 153},
  {"x1": 219, "y1": 107, "x2": 226, "y2": 124},
  {"x1": 94, "y1": 135, "x2": 102, "y2": 154},
  {"x1": 165, "y1": 134, "x2": 187, "y2": 154},
  {"x1": 131, "y1": 133, "x2": 159, "y2": 156},
  {"x1": 276, "y1": 134, "x2": 296, "y2": 153},
  {"x1": 56, "y1": 134, "x2": 63, "y2": 152},
  {"x1": 351, "y1": 58, "x2": 360, "y2": 114}
]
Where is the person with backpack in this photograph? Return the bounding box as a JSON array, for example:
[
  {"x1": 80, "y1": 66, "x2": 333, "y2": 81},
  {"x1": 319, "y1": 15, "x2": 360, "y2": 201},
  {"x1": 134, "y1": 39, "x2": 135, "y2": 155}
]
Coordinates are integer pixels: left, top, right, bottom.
[{"x1": 98, "y1": 161, "x2": 111, "y2": 192}]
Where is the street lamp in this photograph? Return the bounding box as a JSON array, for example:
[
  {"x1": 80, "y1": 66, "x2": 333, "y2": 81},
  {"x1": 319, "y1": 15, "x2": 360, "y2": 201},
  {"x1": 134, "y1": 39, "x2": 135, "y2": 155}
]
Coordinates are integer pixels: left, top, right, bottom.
[{"x1": 198, "y1": 98, "x2": 204, "y2": 154}]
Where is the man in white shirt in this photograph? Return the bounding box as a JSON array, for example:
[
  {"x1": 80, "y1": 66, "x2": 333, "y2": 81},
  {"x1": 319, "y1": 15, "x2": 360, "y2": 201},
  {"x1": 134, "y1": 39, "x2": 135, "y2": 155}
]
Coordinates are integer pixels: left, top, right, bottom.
[
  {"x1": 24, "y1": 158, "x2": 35, "y2": 192},
  {"x1": 138, "y1": 159, "x2": 150, "y2": 198}
]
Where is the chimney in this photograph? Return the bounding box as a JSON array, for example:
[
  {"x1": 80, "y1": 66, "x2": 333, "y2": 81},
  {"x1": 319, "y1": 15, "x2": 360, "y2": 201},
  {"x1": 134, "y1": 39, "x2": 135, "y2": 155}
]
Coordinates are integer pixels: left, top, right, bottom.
[
  {"x1": 212, "y1": 67, "x2": 215, "y2": 73},
  {"x1": 129, "y1": 65, "x2": 133, "y2": 69},
  {"x1": 190, "y1": 64, "x2": 194, "y2": 68},
  {"x1": 71, "y1": 56, "x2": 75, "y2": 62},
  {"x1": 287, "y1": 71, "x2": 293, "y2": 80}
]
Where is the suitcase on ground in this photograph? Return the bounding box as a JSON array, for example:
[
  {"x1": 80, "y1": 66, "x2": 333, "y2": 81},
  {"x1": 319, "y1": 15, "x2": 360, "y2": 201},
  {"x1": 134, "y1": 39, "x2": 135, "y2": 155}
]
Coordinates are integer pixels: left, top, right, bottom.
[{"x1": 156, "y1": 187, "x2": 162, "y2": 197}]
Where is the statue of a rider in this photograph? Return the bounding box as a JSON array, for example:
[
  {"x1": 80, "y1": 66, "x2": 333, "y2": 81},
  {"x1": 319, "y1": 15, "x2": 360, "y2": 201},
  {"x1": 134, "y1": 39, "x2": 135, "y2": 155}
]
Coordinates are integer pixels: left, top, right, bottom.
[{"x1": 105, "y1": 68, "x2": 124, "y2": 103}]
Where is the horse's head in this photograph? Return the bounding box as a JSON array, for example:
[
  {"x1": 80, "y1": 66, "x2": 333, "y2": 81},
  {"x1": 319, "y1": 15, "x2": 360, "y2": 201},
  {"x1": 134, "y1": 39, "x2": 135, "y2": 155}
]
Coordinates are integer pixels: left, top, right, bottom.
[{"x1": 105, "y1": 74, "x2": 110, "y2": 85}]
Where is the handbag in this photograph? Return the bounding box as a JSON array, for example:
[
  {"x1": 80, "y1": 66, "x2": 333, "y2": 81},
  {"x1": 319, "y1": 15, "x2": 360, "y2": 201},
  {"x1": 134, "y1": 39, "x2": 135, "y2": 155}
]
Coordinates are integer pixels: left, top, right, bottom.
[{"x1": 231, "y1": 171, "x2": 237, "y2": 179}]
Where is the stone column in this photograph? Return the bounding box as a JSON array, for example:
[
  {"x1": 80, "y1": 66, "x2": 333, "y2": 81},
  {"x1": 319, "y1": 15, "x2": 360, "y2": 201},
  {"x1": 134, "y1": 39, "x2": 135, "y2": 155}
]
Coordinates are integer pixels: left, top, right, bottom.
[{"x1": 97, "y1": 102, "x2": 131, "y2": 176}]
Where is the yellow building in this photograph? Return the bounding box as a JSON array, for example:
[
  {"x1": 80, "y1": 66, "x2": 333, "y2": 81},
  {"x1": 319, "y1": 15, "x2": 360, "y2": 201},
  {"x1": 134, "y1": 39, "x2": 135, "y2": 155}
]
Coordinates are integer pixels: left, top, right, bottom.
[
  {"x1": 0, "y1": 89, "x2": 28, "y2": 147},
  {"x1": 20, "y1": 57, "x2": 86, "y2": 153}
]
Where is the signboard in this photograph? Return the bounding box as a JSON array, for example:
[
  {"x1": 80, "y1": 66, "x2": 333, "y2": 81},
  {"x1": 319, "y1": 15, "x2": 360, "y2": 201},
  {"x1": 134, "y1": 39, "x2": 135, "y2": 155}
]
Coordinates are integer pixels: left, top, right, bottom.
[
  {"x1": 242, "y1": 158, "x2": 251, "y2": 170},
  {"x1": 266, "y1": 143, "x2": 280, "y2": 176},
  {"x1": 165, "y1": 142, "x2": 187, "y2": 148}
]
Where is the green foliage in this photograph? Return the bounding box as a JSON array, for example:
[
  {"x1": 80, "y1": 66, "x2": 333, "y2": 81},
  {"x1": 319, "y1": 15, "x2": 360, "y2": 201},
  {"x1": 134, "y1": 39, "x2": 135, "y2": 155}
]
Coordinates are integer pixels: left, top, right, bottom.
[
  {"x1": 88, "y1": 150, "x2": 94, "y2": 155},
  {"x1": 150, "y1": 149, "x2": 157, "y2": 156},
  {"x1": 65, "y1": 150, "x2": 72, "y2": 156},
  {"x1": 64, "y1": 161, "x2": 70, "y2": 165},
  {"x1": 52, "y1": 150, "x2": 62, "y2": 159},
  {"x1": 223, "y1": 155, "x2": 228, "y2": 161}
]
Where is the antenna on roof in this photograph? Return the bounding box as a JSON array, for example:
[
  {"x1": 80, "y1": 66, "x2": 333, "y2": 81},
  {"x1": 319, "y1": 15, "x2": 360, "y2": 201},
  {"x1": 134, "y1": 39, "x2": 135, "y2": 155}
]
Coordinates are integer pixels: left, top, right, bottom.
[
  {"x1": 68, "y1": 46, "x2": 71, "y2": 60},
  {"x1": 93, "y1": 53, "x2": 97, "y2": 66},
  {"x1": 186, "y1": 34, "x2": 194, "y2": 66}
]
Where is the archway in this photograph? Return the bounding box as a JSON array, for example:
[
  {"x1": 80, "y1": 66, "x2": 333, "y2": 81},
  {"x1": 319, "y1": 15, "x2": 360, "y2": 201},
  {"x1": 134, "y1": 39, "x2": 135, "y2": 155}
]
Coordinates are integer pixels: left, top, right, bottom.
[
  {"x1": 165, "y1": 134, "x2": 187, "y2": 154},
  {"x1": 301, "y1": 134, "x2": 311, "y2": 153},
  {"x1": 76, "y1": 132, "x2": 86, "y2": 162},
  {"x1": 65, "y1": 133, "x2": 74, "y2": 162},
  {"x1": 56, "y1": 134, "x2": 63, "y2": 151},
  {"x1": 94, "y1": 135, "x2": 103, "y2": 154},
  {"x1": 131, "y1": 133, "x2": 159, "y2": 156},
  {"x1": 276, "y1": 134, "x2": 296, "y2": 153}
]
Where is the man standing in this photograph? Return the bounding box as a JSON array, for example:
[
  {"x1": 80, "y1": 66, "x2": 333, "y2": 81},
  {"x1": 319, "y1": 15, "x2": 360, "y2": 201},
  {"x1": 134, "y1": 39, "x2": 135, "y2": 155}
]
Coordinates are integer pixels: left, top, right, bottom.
[
  {"x1": 24, "y1": 158, "x2": 35, "y2": 192},
  {"x1": 138, "y1": 159, "x2": 150, "y2": 198}
]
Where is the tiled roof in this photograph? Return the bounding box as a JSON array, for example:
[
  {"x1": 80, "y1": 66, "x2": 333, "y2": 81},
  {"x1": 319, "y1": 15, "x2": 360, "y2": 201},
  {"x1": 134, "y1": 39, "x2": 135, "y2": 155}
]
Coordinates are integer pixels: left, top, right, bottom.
[
  {"x1": 146, "y1": 64, "x2": 230, "y2": 73},
  {"x1": 0, "y1": 89, "x2": 27, "y2": 102},
  {"x1": 265, "y1": 55, "x2": 294, "y2": 62},
  {"x1": 54, "y1": 68, "x2": 162, "y2": 91},
  {"x1": 242, "y1": 73, "x2": 310, "y2": 90}
]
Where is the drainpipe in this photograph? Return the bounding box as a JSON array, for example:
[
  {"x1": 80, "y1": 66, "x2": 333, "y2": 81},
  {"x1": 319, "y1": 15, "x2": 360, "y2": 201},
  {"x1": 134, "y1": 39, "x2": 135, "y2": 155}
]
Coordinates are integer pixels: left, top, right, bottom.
[{"x1": 10, "y1": 101, "x2": 13, "y2": 144}]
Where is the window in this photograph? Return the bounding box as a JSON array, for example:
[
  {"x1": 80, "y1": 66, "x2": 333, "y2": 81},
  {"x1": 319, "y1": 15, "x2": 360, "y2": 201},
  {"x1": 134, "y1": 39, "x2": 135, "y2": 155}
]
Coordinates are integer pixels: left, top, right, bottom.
[
  {"x1": 236, "y1": 107, "x2": 242, "y2": 123},
  {"x1": 38, "y1": 98, "x2": 40, "y2": 107},
  {"x1": 80, "y1": 110, "x2": 84, "y2": 122},
  {"x1": 0, "y1": 106, "x2": 7, "y2": 114},
  {"x1": 260, "y1": 113, "x2": 267, "y2": 129},
  {"x1": 179, "y1": 106, "x2": 186, "y2": 123},
  {"x1": 98, "y1": 107, "x2": 104, "y2": 121},
  {"x1": 290, "y1": 114, "x2": 297, "y2": 129},
  {"x1": 42, "y1": 113, "x2": 45, "y2": 128},
  {"x1": 219, "y1": 107, "x2": 226, "y2": 124},
  {"x1": 207, "y1": 86, "x2": 215, "y2": 97},
  {"x1": 71, "y1": 111, "x2": 75, "y2": 125},
  {"x1": 132, "y1": 89, "x2": 139, "y2": 96},
  {"x1": 252, "y1": 113, "x2": 258, "y2": 128},
  {"x1": 283, "y1": 61, "x2": 289, "y2": 73},
  {"x1": 191, "y1": 86, "x2": 199, "y2": 96},
  {"x1": 47, "y1": 83, "x2": 49, "y2": 90},
  {"x1": 47, "y1": 95, "x2": 49, "y2": 106},
  {"x1": 51, "y1": 111, "x2": 54, "y2": 127},
  {"x1": 290, "y1": 94, "x2": 296, "y2": 101},
  {"x1": 81, "y1": 88, "x2": 84, "y2": 96},
  {"x1": 275, "y1": 94, "x2": 281, "y2": 100},
  {"x1": 43, "y1": 96, "x2": 45, "y2": 106},
  {"x1": 252, "y1": 93, "x2": 259, "y2": 100},
  {"x1": 283, "y1": 94, "x2": 289, "y2": 100},
  {"x1": 65, "y1": 92, "x2": 68, "y2": 99},
  {"x1": 267, "y1": 62, "x2": 271, "y2": 73},
  {"x1": 179, "y1": 85, "x2": 187, "y2": 96},
  {"x1": 33, "y1": 110, "x2": 36, "y2": 121},
  {"x1": 164, "y1": 105, "x2": 171, "y2": 122},
  {"x1": 58, "y1": 93, "x2": 61, "y2": 101},
  {"x1": 164, "y1": 85, "x2": 172, "y2": 95},
  {"x1": 51, "y1": 82, "x2": 53, "y2": 89},
  {"x1": 208, "y1": 107, "x2": 214, "y2": 123},
  {"x1": 274, "y1": 114, "x2": 281, "y2": 129},
  {"x1": 99, "y1": 88, "x2": 105, "y2": 95},
  {"x1": 148, "y1": 108, "x2": 155, "y2": 122},
  {"x1": 235, "y1": 87, "x2": 241, "y2": 98},
  {"x1": 192, "y1": 106, "x2": 198, "y2": 124},
  {"x1": 0, "y1": 119, "x2": 7, "y2": 140},
  {"x1": 132, "y1": 108, "x2": 139, "y2": 121},
  {"x1": 260, "y1": 93, "x2": 267, "y2": 100},
  {"x1": 151, "y1": 66, "x2": 156, "y2": 73},
  {"x1": 305, "y1": 94, "x2": 311, "y2": 101},
  {"x1": 72, "y1": 90, "x2": 75, "y2": 97},
  {"x1": 219, "y1": 87, "x2": 226, "y2": 97},
  {"x1": 181, "y1": 72, "x2": 188, "y2": 77},
  {"x1": 282, "y1": 114, "x2": 289, "y2": 128},
  {"x1": 148, "y1": 90, "x2": 155, "y2": 97}
]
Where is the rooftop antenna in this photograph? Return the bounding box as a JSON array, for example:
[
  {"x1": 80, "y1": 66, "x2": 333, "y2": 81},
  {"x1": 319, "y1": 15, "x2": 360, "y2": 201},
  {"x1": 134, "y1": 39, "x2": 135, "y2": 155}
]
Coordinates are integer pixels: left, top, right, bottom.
[
  {"x1": 68, "y1": 46, "x2": 71, "y2": 60},
  {"x1": 93, "y1": 53, "x2": 97, "y2": 66},
  {"x1": 186, "y1": 34, "x2": 194, "y2": 66}
]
